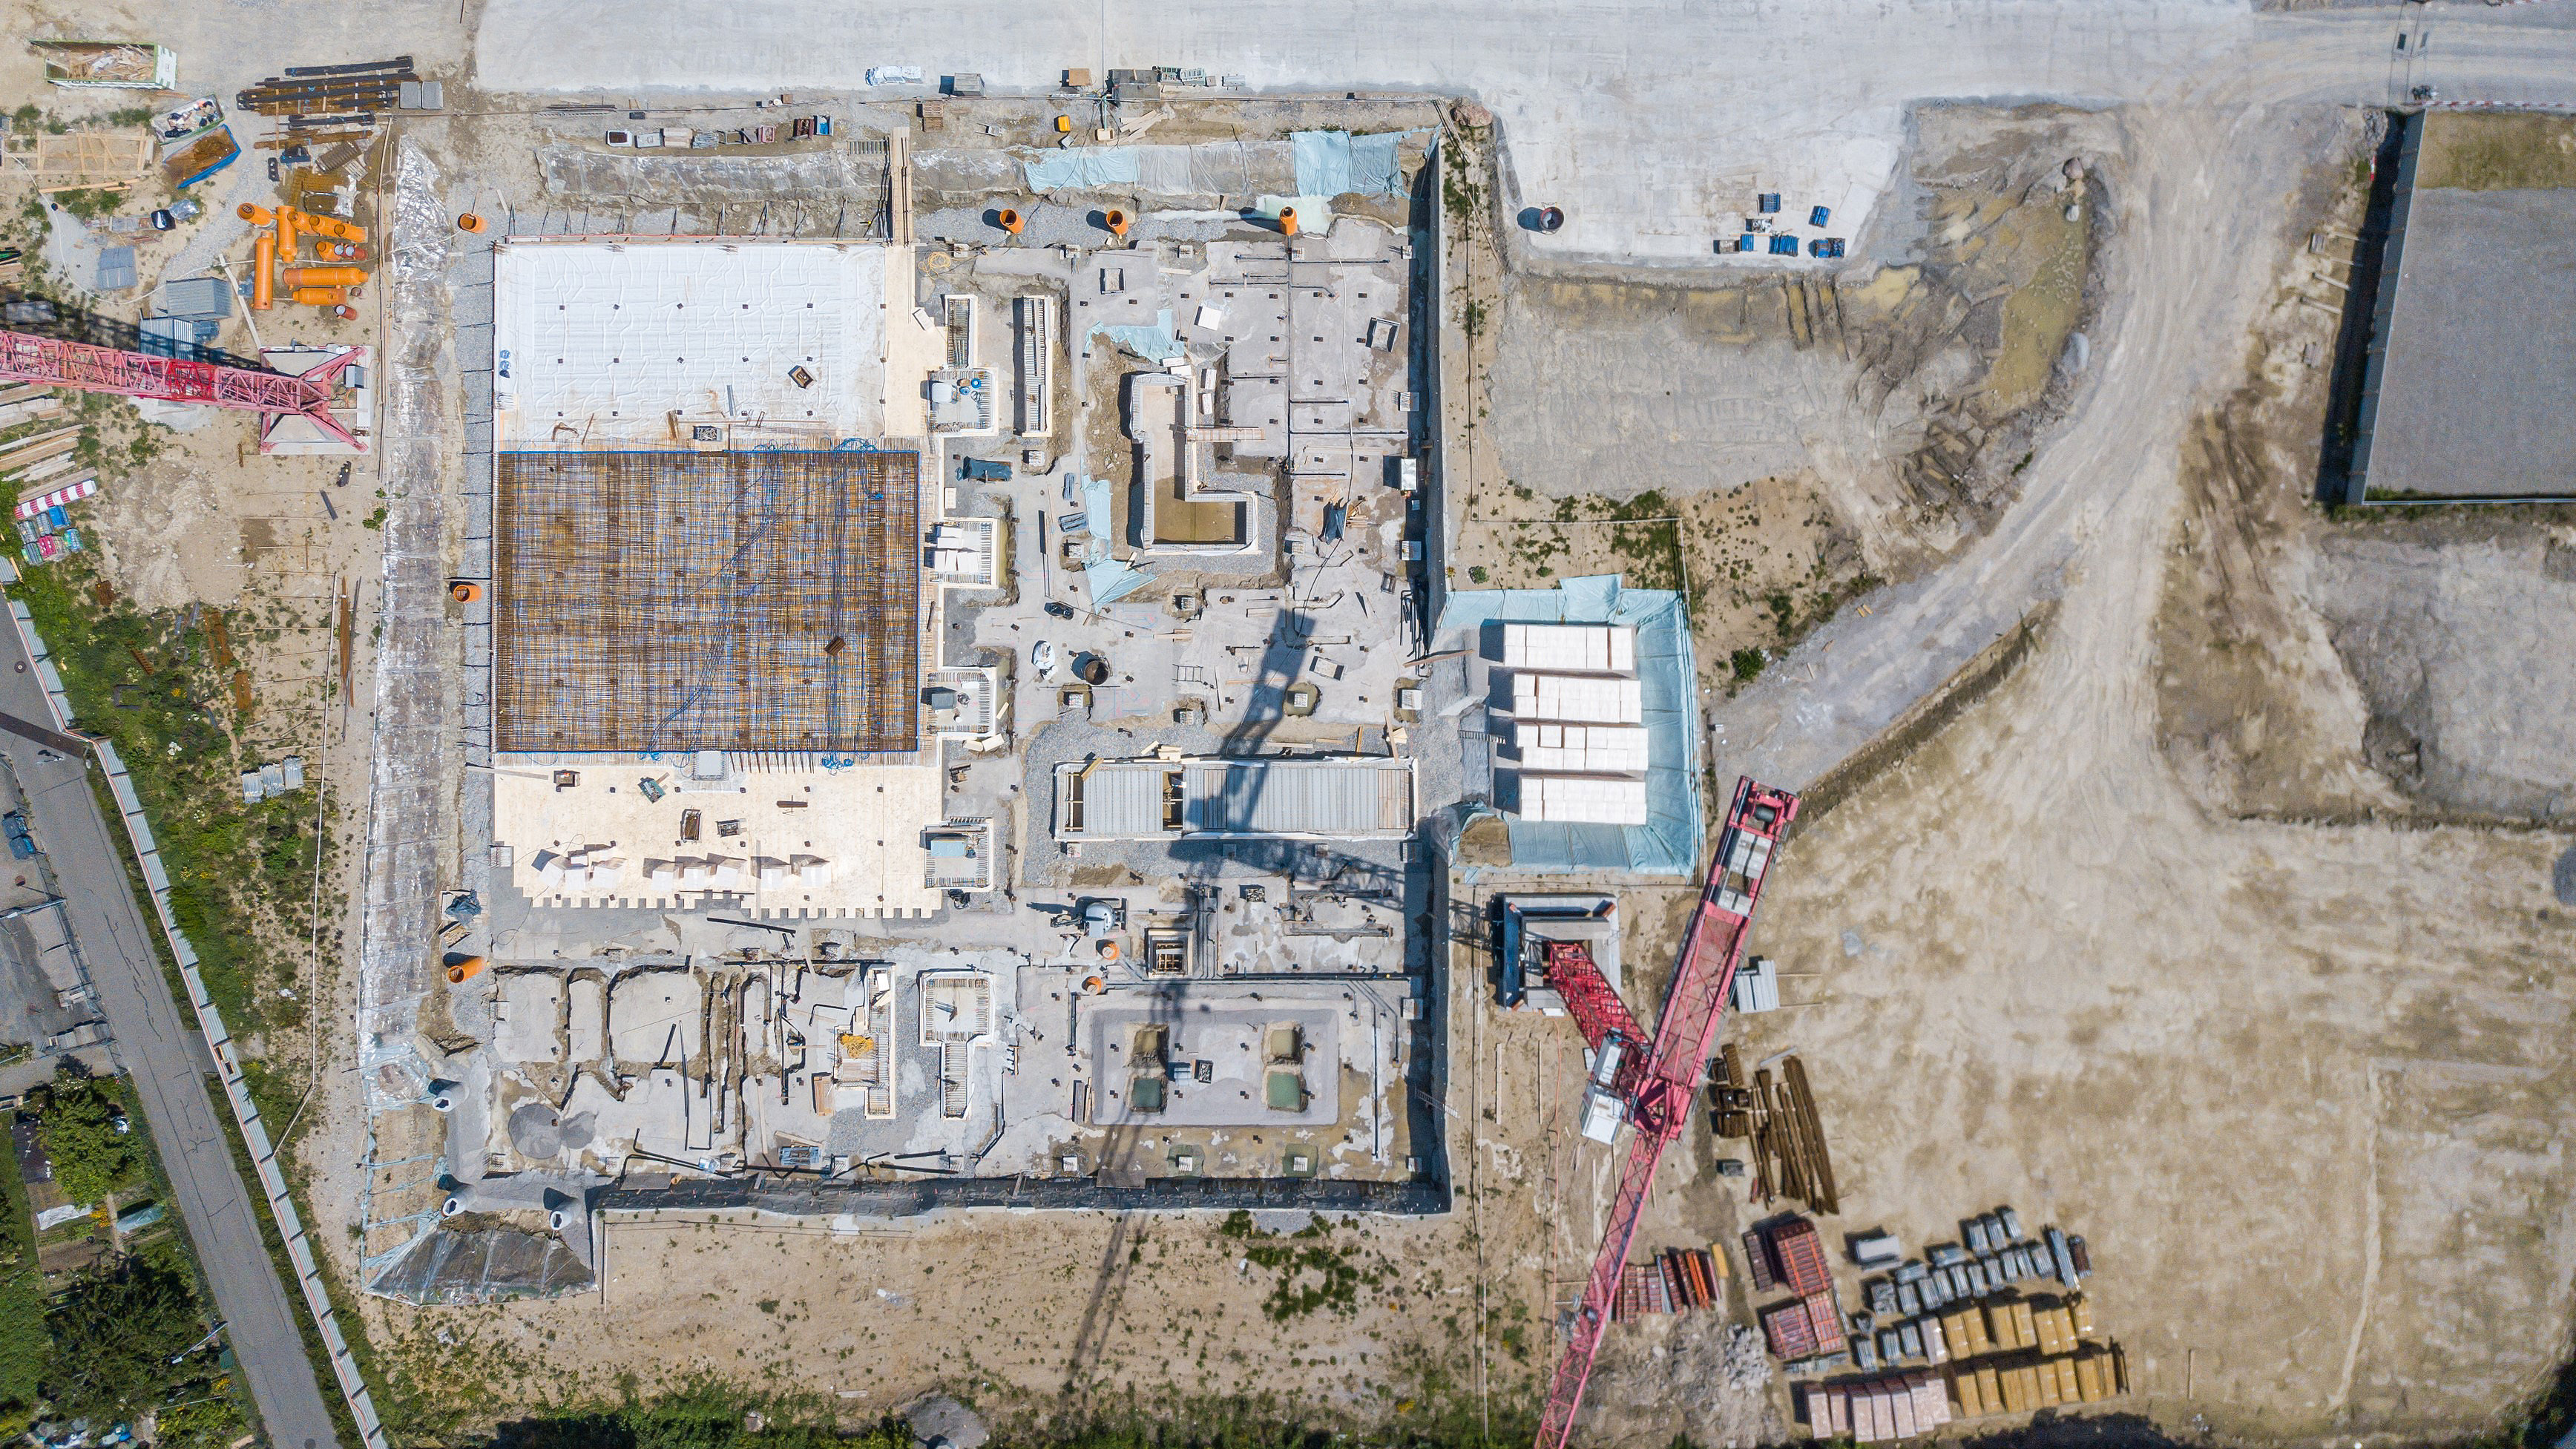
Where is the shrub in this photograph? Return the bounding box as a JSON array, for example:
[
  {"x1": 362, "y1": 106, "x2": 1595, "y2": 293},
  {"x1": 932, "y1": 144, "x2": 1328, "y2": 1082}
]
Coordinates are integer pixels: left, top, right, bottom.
[{"x1": 36, "y1": 1068, "x2": 139, "y2": 1204}]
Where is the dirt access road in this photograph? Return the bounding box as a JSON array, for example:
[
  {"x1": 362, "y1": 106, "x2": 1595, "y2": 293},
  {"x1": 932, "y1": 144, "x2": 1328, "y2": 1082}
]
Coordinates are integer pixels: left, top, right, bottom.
[{"x1": 1710, "y1": 14, "x2": 2576, "y2": 789}]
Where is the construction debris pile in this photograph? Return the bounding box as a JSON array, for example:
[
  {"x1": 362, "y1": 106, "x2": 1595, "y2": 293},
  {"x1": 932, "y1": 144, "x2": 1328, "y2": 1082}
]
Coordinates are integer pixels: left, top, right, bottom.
[{"x1": 28, "y1": 39, "x2": 174, "y2": 90}]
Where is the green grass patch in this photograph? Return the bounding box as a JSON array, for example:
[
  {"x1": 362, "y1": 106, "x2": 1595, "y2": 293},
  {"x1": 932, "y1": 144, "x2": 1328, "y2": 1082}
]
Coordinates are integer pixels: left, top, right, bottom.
[
  {"x1": 480, "y1": 1376, "x2": 1533, "y2": 1449},
  {"x1": 49, "y1": 188, "x2": 120, "y2": 225},
  {"x1": 2415, "y1": 112, "x2": 2576, "y2": 191},
  {"x1": 1215, "y1": 1213, "x2": 1391, "y2": 1323},
  {"x1": 488, "y1": 1381, "x2": 911, "y2": 1449},
  {"x1": 7, "y1": 556, "x2": 329, "y2": 1043},
  {"x1": 0, "y1": 1111, "x2": 48, "y2": 1430}
]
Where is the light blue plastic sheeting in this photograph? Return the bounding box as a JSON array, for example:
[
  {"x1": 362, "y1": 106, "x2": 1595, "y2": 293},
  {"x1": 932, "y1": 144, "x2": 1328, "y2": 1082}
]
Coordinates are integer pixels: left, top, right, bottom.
[
  {"x1": 1023, "y1": 147, "x2": 1143, "y2": 191},
  {"x1": 1081, "y1": 475, "x2": 1114, "y2": 544},
  {"x1": 1085, "y1": 558, "x2": 1153, "y2": 606},
  {"x1": 1090, "y1": 307, "x2": 1178, "y2": 362},
  {"x1": 1433, "y1": 575, "x2": 1705, "y2": 878},
  {"x1": 1292, "y1": 129, "x2": 1422, "y2": 198}
]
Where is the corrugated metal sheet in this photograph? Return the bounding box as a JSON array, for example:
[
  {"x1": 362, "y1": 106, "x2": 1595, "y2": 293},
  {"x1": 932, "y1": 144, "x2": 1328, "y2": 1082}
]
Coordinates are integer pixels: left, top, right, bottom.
[
  {"x1": 1060, "y1": 757, "x2": 1410, "y2": 839},
  {"x1": 95, "y1": 246, "x2": 137, "y2": 292},
  {"x1": 1185, "y1": 759, "x2": 1409, "y2": 837},
  {"x1": 156, "y1": 275, "x2": 234, "y2": 321},
  {"x1": 1066, "y1": 761, "x2": 1170, "y2": 837}
]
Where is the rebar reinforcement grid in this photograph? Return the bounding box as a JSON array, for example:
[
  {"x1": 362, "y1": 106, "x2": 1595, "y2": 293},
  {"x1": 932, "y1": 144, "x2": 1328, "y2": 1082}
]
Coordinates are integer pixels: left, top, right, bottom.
[{"x1": 493, "y1": 449, "x2": 920, "y2": 752}]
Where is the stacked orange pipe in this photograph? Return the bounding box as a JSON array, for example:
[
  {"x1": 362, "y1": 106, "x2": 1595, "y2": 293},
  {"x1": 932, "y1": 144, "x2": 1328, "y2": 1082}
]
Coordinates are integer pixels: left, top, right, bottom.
[
  {"x1": 240, "y1": 203, "x2": 374, "y2": 309},
  {"x1": 286, "y1": 206, "x2": 367, "y2": 245}
]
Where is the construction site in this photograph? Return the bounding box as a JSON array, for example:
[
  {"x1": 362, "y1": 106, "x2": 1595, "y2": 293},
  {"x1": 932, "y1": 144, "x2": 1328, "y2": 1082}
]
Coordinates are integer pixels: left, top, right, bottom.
[{"x1": 0, "y1": 7, "x2": 2572, "y2": 1449}]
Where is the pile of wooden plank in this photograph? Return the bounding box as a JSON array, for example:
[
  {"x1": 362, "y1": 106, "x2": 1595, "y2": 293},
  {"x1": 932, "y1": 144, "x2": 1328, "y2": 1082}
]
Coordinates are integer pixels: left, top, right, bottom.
[
  {"x1": 234, "y1": 56, "x2": 415, "y2": 116},
  {"x1": 1798, "y1": 1333, "x2": 2128, "y2": 1437},
  {"x1": 1710, "y1": 1045, "x2": 1840, "y2": 1213},
  {"x1": 1944, "y1": 1341, "x2": 2129, "y2": 1418},
  {"x1": 2, "y1": 131, "x2": 153, "y2": 189}
]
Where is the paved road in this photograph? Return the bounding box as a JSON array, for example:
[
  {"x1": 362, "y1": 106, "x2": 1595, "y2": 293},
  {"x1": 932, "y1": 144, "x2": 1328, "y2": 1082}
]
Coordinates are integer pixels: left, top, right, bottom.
[{"x1": 0, "y1": 628, "x2": 342, "y2": 1449}]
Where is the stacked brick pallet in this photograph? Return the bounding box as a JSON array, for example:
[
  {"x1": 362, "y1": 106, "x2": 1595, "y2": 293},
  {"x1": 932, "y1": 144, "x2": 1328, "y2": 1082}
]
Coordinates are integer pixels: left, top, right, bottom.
[
  {"x1": 1796, "y1": 1295, "x2": 2127, "y2": 1437},
  {"x1": 1772, "y1": 1203, "x2": 2129, "y2": 1441},
  {"x1": 1753, "y1": 1217, "x2": 1847, "y2": 1361},
  {"x1": 1761, "y1": 1293, "x2": 1847, "y2": 1360},
  {"x1": 1800, "y1": 1370, "x2": 1953, "y2": 1442}
]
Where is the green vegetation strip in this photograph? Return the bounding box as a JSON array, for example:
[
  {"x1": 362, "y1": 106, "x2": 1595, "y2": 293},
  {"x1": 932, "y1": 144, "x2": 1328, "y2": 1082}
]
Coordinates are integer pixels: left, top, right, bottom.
[
  {"x1": 1, "y1": 576, "x2": 383, "y2": 1443},
  {"x1": 0, "y1": 1069, "x2": 251, "y2": 1444},
  {"x1": 7, "y1": 556, "x2": 325, "y2": 1048}
]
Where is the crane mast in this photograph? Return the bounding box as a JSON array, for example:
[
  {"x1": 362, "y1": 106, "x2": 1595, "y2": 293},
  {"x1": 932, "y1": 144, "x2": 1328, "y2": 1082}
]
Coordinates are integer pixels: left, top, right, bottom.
[{"x1": 1534, "y1": 775, "x2": 1801, "y2": 1449}]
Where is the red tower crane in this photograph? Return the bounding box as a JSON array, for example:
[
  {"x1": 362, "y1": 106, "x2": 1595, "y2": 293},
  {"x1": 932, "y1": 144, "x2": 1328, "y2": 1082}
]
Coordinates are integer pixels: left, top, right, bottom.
[
  {"x1": 0, "y1": 328, "x2": 361, "y2": 449},
  {"x1": 1535, "y1": 775, "x2": 1801, "y2": 1449}
]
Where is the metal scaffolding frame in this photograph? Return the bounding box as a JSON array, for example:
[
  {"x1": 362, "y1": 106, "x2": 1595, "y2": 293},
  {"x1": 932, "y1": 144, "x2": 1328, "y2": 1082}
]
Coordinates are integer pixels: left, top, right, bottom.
[{"x1": 493, "y1": 449, "x2": 921, "y2": 753}]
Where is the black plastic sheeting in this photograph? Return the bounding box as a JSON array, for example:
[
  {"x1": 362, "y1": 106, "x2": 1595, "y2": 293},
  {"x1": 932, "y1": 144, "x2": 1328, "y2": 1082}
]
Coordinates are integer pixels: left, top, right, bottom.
[{"x1": 603, "y1": 1172, "x2": 1450, "y2": 1218}]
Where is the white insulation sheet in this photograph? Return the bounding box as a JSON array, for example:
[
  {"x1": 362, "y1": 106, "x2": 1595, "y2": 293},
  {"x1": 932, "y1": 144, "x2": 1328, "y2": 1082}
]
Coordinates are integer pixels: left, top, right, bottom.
[{"x1": 493, "y1": 240, "x2": 889, "y2": 444}]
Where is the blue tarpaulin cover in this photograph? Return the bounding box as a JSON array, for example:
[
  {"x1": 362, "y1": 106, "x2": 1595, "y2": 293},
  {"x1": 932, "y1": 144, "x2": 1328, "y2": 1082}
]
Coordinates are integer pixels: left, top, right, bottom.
[
  {"x1": 1022, "y1": 146, "x2": 1143, "y2": 191},
  {"x1": 1090, "y1": 307, "x2": 1179, "y2": 364},
  {"x1": 1085, "y1": 558, "x2": 1152, "y2": 606},
  {"x1": 1433, "y1": 576, "x2": 1703, "y2": 877},
  {"x1": 1292, "y1": 129, "x2": 1422, "y2": 198},
  {"x1": 1080, "y1": 475, "x2": 1115, "y2": 546}
]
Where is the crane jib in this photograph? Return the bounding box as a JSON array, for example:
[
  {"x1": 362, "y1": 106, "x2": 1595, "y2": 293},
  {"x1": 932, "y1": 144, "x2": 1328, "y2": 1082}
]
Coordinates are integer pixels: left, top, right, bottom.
[{"x1": 1534, "y1": 775, "x2": 1801, "y2": 1449}]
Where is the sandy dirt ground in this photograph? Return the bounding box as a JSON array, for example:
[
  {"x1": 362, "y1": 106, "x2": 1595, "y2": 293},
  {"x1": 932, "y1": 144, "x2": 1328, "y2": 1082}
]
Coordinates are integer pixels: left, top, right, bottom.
[
  {"x1": 10, "y1": 5, "x2": 2576, "y2": 1442},
  {"x1": 361, "y1": 158, "x2": 2576, "y2": 1425}
]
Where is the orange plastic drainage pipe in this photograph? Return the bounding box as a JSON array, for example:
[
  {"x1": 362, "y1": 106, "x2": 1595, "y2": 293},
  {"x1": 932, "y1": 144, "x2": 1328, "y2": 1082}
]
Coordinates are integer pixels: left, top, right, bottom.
[
  {"x1": 282, "y1": 265, "x2": 367, "y2": 288},
  {"x1": 287, "y1": 207, "x2": 367, "y2": 245},
  {"x1": 1278, "y1": 206, "x2": 1300, "y2": 237},
  {"x1": 251, "y1": 231, "x2": 275, "y2": 310},
  {"x1": 287, "y1": 286, "x2": 347, "y2": 307}
]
